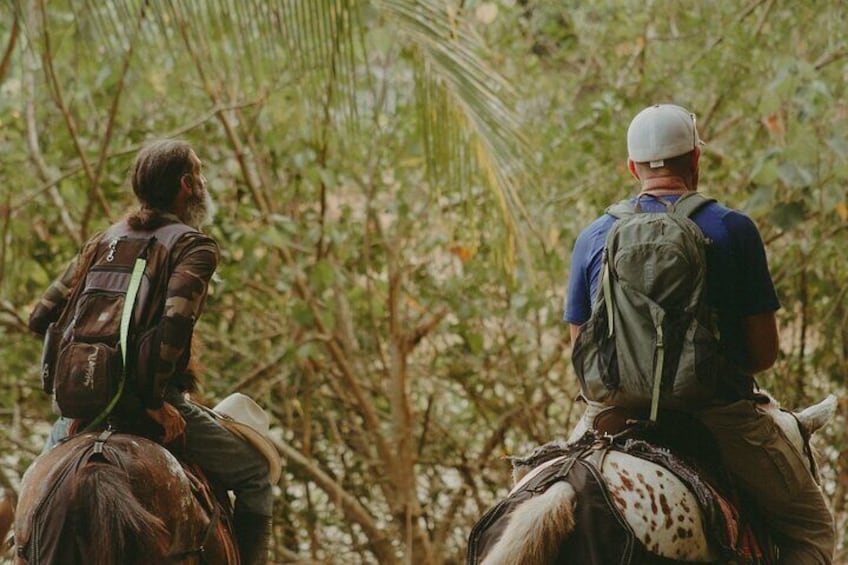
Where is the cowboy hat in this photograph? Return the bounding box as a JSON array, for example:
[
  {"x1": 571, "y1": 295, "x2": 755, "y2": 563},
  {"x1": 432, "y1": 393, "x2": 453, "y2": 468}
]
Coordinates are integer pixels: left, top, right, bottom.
[{"x1": 213, "y1": 393, "x2": 282, "y2": 484}]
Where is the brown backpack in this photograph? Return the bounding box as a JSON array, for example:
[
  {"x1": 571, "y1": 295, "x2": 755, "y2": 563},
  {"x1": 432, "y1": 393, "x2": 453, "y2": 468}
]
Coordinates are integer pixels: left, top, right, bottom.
[
  {"x1": 41, "y1": 235, "x2": 153, "y2": 421},
  {"x1": 41, "y1": 220, "x2": 197, "y2": 423}
]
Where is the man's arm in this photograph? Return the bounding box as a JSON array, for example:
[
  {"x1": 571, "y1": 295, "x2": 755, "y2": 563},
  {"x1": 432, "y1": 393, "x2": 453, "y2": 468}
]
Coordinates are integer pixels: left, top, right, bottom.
[
  {"x1": 569, "y1": 323, "x2": 581, "y2": 343},
  {"x1": 29, "y1": 235, "x2": 103, "y2": 336},
  {"x1": 740, "y1": 310, "x2": 779, "y2": 374},
  {"x1": 28, "y1": 257, "x2": 81, "y2": 336},
  {"x1": 142, "y1": 233, "x2": 219, "y2": 409}
]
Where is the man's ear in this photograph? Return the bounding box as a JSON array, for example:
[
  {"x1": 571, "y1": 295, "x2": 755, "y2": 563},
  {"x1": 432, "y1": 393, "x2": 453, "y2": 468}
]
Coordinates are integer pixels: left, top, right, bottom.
[
  {"x1": 628, "y1": 159, "x2": 640, "y2": 180},
  {"x1": 179, "y1": 174, "x2": 194, "y2": 194}
]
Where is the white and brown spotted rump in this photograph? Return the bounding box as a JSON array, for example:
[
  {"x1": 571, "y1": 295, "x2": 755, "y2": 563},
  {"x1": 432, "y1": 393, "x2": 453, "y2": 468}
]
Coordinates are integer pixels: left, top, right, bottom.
[
  {"x1": 474, "y1": 394, "x2": 836, "y2": 565},
  {"x1": 604, "y1": 452, "x2": 714, "y2": 560}
]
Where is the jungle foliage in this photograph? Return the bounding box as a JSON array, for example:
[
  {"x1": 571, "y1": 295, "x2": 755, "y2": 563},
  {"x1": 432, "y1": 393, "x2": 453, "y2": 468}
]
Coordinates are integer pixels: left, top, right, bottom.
[{"x1": 0, "y1": 1, "x2": 846, "y2": 563}]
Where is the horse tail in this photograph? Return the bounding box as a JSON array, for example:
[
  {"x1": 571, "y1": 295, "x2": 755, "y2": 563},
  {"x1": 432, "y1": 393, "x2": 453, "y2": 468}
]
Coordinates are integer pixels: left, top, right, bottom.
[
  {"x1": 482, "y1": 481, "x2": 576, "y2": 565},
  {"x1": 67, "y1": 461, "x2": 168, "y2": 565}
]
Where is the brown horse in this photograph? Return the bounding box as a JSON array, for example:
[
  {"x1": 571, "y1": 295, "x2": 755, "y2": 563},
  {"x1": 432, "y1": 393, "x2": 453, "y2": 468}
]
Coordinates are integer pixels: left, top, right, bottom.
[
  {"x1": 14, "y1": 431, "x2": 238, "y2": 565},
  {"x1": 1, "y1": 487, "x2": 15, "y2": 556}
]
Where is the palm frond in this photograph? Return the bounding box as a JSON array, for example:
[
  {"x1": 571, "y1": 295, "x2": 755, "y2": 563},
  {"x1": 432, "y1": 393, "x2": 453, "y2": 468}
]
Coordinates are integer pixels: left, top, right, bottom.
[{"x1": 65, "y1": 0, "x2": 532, "y2": 264}]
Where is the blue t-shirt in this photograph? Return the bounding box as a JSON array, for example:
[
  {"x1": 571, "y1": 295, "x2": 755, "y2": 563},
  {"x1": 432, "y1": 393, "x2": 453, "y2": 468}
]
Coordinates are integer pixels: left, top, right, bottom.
[{"x1": 564, "y1": 194, "x2": 780, "y2": 365}]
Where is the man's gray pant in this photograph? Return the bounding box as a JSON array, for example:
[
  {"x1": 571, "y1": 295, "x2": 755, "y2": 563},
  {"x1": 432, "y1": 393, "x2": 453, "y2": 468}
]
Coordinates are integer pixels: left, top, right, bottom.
[
  {"x1": 44, "y1": 388, "x2": 273, "y2": 518},
  {"x1": 165, "y1": 388, "x2": 273, "y2": 517}
]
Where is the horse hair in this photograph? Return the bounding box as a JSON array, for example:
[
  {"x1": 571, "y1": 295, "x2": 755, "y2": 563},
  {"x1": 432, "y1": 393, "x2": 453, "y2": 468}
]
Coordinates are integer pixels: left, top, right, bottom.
[
  {"x1": 67, "y1": 461, "x2": 168, "y2": 565},
  {"x1": 481, "y1": 482, "x2": 576, "y2": 565}
]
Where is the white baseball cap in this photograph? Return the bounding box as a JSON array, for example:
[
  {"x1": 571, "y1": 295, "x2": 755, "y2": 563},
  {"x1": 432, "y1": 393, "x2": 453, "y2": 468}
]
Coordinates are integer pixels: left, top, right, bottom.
[{"x1": 627, "y1": 104, "x2": 702, "y2": 168}]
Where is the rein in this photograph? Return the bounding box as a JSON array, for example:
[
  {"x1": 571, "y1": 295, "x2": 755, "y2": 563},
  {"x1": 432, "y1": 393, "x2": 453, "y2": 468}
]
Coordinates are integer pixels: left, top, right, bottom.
[{"x1": 164, "y1": 483, "x2": 221, "y2": 563}]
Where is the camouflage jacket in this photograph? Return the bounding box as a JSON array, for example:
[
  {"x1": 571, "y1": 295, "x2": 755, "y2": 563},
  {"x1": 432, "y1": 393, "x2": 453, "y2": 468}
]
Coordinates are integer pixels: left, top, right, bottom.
[{"x1": 29, "y1": 213, "x2": 219, "y2": 410}]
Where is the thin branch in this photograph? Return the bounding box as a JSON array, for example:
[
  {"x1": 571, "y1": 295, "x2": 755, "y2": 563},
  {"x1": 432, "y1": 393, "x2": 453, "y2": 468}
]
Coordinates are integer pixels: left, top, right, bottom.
[
  {"x1": 11, "y1": 99, "x2": 264, "y2": 214},
  {"x1": 288, "y1": 248, "x2": 396, "y2": 497},
  {"x1": 171, "y1": 5, "x2": 272, "y2": 217},
  {"x1": 22, "y1": 6, "x2": 81, "y2": 245},
  {"x1": 0, "y1": 299, "x2": 28, "y2": 334},
  {"x1": 37, "y1": 0, "x2": 112, "y2": 225},
  {"x1": 0, "y1": 8, "x2": 19, "y2": 84},
  {"x1": 0, "y1": 429, "x2": 40, "y2": 457},
  {"x1": 83, "y1": 0, "x2": 149, "y2": 232},
  {"x1": 692, "y1": 0, "x2": 767, "y2": 66},
  {"x1": 405, "y1": 306, "x2": 448, "y2": 350},
  {"x1": 0, "y1": 196, "x2": 9, "y2": 288},
  {"x1": 432, "y1": 404, "x2": 525, "y2": 549},
  {"x1": 814, "y1": 47, "x2": 848, "y2": 71},
  {"x1": 752, "y1": 0, "x2": 775, "y2": 36},
  {"x1": 272, "y1": 437, "x2": 398, "y2": 565}
]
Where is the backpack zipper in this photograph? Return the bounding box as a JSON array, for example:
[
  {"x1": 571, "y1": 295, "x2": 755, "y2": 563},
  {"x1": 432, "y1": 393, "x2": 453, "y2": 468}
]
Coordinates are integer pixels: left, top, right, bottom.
[
  {"x1": 650, "y1": 323, "x2": 664, "y2": 422},
  {"x1": 602, "y1": 248, "x2": 614, "y2": 337}
]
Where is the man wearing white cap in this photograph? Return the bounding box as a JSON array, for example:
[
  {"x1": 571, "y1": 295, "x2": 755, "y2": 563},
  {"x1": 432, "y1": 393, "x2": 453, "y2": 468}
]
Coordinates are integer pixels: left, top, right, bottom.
[{"x1": 564, "y1": 104, "x2": 834, "y2": 563}]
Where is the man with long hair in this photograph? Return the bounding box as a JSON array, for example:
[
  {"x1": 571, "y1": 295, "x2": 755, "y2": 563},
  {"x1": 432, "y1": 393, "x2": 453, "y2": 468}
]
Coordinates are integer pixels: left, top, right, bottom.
[{"x1": 30, "y1": 140, "x2": 273, "y2": 564}]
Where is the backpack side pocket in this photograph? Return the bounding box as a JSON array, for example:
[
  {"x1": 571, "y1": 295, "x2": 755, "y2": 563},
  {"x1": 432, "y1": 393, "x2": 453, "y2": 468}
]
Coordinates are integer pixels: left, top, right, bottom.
[
  {"x1": 572, "y1": 310, "x2": 618, "y2": 402},
  {"x1": 54, "y1": 341, "x2": 121, "y2": 420}
]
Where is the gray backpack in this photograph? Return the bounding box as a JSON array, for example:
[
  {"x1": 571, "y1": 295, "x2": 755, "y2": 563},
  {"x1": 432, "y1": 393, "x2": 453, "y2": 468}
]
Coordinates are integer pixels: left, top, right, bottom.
[{"x1": 572, "y1": 192, "x2": 729, "y2": 421}]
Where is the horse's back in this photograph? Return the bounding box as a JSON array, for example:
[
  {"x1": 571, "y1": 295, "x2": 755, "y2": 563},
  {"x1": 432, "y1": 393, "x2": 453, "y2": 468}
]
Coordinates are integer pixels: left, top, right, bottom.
[
  {"x1": 470, "y1": 436, "x2": 736, "y2": 564},
  {"x1": 0, "y1": 488, "x2": 14, "y2": 553},
  {"x1": 15, "y1": 432, "x2": 237, "y2": 565},
  {"x1": 601, "y1": 450, "x2": 716, "y2": 561}
]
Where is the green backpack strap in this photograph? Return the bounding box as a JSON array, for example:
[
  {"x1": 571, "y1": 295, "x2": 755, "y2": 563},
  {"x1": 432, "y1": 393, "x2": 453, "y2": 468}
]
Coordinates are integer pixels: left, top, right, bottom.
[
  {"x1": 669, "y1": 192, "x2": 715, "y2": 219},
  {"x1": 605, "y1": 199, "x2": 638, "y2": 219},
  {"x1": 82, "y1": 241, "x2": 152, "y2": 433},
  {"x1": 608, "y1": 192, "x2": 715, "y2": 220}
]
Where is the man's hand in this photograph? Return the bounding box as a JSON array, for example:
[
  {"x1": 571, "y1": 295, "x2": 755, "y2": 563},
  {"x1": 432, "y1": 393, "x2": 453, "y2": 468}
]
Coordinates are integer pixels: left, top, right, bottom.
[{"x1": 145, "y1": 402, "x2": 186, "y2": 443}]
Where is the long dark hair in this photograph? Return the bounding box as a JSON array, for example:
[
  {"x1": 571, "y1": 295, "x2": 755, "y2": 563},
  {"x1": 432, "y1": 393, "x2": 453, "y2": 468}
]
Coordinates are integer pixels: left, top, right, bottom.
[{"x1": 128, "y1": 139, "x2": 194, "y2": 230}]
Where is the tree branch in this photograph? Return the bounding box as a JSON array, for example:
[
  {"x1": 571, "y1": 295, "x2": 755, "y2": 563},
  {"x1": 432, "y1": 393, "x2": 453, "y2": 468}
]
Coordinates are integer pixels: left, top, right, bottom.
[
  {"x1": 37, "y1": 0, "x2": 112, "y2": 226},
  {"x1": 171, "y1": 5, "x2": 272, "y2": 217},
  {"x1": 272, "y1": 437, "x2": 398, "y2": 565},
  {"x1": 0, "y1": 7, "x2": 19, "y2": 85},
  {"x1": 83, "y1": 0, "x2": 149, "y2": 233},
  {"x1": 22, "y1": 6, "x2": 81, "y2": 245},
  {"x1": 814, "y1": 47, "x2": 848, "y2": 71}
]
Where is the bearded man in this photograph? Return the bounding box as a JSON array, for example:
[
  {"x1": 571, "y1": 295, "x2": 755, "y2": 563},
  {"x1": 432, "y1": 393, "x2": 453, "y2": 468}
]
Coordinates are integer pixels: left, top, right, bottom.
[{"x1": 29, "y1": 140, "x2": 273, "y2": 564}]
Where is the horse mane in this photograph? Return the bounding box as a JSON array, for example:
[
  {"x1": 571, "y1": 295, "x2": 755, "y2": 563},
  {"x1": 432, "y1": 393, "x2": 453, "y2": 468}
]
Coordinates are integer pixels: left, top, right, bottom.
[
  {"x1": 67, "y1": 461, "x2": 168, "y2": 565},
  {"x1": 481, "y1": 482, "x2": 576, "y2": 565}
]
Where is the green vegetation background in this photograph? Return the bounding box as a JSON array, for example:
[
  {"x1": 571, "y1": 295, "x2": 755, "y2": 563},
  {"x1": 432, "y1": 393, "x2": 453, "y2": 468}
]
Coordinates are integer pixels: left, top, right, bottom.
[{"x1": 1, "y1": 1, "x2": 846, "y2": 562}]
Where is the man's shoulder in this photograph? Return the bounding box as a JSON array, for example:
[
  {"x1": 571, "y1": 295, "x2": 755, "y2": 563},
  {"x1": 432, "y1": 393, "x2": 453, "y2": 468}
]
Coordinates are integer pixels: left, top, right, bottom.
[
  {"x1": 172, "y1": 230, "x2": 220, "y2": 259},
  {"x1": 578, "y1": 211, "x2": 617, "y2": 237},
  {"x1": 694, "y1": 198, "x2": 762, "y2": 238}
]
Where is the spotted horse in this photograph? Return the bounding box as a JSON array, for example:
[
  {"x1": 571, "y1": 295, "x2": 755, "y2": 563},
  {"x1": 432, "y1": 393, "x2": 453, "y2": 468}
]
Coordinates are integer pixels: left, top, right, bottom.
[{"x1": 467, "y1": 393, "x2": 837, "y2": 564}]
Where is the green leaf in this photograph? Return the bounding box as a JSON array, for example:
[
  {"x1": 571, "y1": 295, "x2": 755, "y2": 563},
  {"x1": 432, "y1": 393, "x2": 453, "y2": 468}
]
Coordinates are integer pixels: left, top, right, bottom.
[
  {"x1": 770, "y1": 202, "x2": 806, "y2": 231},
  {"x1": 464, "y1": 332, "x2": 483, "y2": 354},
  {"x1": 776, "y1": 161, "x2": 813, "y2": 189},
  {"x1": 310, "y1": 259, "x2": 335, "y2": 290},
  {"x1": 291, "y1": 302, "x2": 315, "y2": 327}
]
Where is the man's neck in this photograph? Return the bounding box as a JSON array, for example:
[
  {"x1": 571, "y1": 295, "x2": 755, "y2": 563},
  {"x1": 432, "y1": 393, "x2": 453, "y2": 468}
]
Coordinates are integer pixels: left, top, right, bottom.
[{"x1": 638, "y1": 176, "x2": 694, "y2": 196}]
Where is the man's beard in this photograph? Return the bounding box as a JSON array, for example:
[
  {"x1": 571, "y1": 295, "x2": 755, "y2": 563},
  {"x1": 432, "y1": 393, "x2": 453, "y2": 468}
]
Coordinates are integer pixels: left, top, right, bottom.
[{"x1": 184, "y1": 187, "x2": 217, "y2": 229}]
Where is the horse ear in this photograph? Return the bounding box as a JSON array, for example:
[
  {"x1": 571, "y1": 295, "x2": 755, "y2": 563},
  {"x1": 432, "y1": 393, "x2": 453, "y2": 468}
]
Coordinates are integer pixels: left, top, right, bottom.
[{"x1": 796, "y1": 394, "x2": 838, "y2": 435}]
